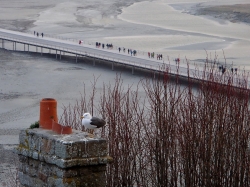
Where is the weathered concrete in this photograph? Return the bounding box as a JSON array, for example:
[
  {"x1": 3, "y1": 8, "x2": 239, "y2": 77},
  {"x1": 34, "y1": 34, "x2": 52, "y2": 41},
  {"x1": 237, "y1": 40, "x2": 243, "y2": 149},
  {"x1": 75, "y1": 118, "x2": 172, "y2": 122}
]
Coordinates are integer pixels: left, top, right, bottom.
[{"x1": 15, "y1": 129, "x2": 113, "y2": 187}]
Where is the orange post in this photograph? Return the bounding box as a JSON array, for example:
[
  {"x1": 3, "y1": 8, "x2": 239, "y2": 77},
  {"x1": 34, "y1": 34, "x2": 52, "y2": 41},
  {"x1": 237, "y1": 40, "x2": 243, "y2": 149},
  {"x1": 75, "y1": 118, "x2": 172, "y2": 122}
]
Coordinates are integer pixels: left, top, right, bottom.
[
  {"x1": 52, "y1": 121, "x2": 72, "y2": 134},
  {"x1": 39, "y1": 98, "x2": 58, "y2": 129}
]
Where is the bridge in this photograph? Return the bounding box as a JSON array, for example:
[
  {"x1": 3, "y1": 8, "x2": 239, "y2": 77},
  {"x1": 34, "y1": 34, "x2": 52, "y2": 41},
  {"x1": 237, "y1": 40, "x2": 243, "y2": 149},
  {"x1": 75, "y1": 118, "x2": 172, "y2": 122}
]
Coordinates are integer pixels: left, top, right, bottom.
[{"x1": 0, "y1": 28, "x2": 246, "y2": 87}]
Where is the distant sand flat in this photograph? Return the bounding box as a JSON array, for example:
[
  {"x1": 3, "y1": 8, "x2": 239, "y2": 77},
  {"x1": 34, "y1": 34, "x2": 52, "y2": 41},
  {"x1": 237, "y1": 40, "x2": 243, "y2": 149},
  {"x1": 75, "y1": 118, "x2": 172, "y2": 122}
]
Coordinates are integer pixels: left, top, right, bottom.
[{"x1": 196, "y1": 4, "x2": 250, "y2": 24}]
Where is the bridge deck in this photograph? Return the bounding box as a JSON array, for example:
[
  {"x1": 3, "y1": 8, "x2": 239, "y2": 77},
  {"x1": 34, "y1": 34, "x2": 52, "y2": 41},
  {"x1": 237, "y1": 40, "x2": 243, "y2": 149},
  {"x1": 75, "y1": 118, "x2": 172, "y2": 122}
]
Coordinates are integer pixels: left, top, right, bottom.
[{"x1": 0, "y1": 28, "x2": 247, "y2": 88}]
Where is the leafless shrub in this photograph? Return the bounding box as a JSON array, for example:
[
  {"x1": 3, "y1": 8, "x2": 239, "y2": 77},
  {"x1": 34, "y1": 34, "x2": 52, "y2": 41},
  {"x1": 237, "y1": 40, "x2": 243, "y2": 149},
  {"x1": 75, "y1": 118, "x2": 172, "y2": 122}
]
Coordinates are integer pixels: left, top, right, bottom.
[
  {"x1": 59, "y1": 75, "x2": 100, "y2": 132},
  {"x1": 53, "y1": 61, "x2": 250, "y2": 186}
]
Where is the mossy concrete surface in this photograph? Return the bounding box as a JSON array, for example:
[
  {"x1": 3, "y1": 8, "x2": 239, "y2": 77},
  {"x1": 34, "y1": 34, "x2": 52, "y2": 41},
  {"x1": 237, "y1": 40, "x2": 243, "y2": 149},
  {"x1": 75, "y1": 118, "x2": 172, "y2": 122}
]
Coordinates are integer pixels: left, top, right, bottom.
[{"x1": 15, "y1": 128, "x2": 113, "y2": 187}]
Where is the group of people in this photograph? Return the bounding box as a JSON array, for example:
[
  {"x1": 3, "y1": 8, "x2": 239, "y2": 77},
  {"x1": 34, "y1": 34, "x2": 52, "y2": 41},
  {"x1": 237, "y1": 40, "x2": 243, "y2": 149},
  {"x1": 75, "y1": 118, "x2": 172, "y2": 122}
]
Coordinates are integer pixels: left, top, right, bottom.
[
  {"x1": 83, "y1": 40, "x2": 167, "y2": 59},
  {"x1": 118, "y1": 47, "x2": 126, "y2": 53},
  {"x1": 148, "y1": 52, "x2": 154, "y2": 58},
  {"x1": 32, "y1": 33, "x2": 162, "y2": 60},
  {"x1": 127, "y1": 49, "x2": 137, "y2": 56},
  {"x1": 218, "y1": 65, "x2": 238, "y2": 74},
  {"x1": 105, "y1": 43, "x2": 113, "y2": 49},
  {"x1": 117, "y1": 47, "x2": 137, "y2": 56},
  {"x1": 95, "y1": 42, "x2": 114, "y2": 49},
  {"x1": 94, "y1": 41, "x2": 139, "y2": 56},
  {"x1": 231, "y1": 67, "x2": 237, "y2": 73},
  {"x1": 42, "y1": 35, "x2": 241, "y2": 76},
  {"x1": 34, "y1": 31, "x2": 44, "y2": 38},
  {"x1": 157, "y1": 54, "x2": 163, "y2": 60},
  {"x1": 148, "y1": 52, "x2": 163, "y2": 60},
  {"x1": 219, "y1": 66, "x2": 226, "y2": 74}
]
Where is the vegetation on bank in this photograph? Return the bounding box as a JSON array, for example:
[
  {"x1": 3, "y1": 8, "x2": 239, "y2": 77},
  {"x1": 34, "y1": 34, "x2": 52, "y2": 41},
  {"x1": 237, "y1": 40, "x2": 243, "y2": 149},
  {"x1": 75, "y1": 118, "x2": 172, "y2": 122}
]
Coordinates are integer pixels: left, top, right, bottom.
[
  {"x1": 58, "y1": 60, "x2": 250, "y2": 187},
  {"x1": 29, "y1": 121, "x2": 39, "y2": 129}
]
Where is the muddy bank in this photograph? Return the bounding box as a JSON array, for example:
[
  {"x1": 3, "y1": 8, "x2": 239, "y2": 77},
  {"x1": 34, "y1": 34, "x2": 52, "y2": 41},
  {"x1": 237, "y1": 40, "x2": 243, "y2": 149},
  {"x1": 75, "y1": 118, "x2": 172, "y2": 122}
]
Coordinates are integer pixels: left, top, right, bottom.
[
  {"x1": 195, "y1": 4, "x2": 250, "y2": 25},
  {"x1": 0, "y1": 0, "x2": 145, "y2": 33}
]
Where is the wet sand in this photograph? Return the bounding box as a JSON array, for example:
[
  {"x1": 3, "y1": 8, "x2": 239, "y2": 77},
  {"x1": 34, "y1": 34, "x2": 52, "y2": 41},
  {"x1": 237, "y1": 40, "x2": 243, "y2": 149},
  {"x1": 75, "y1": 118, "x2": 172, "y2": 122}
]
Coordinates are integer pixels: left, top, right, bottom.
[
  {"x1": 195, "y1": 4, "x2": 250, "y2": 25},
  {"x1": 116, "y1": 0, "x2": 250, "y2": 70}
]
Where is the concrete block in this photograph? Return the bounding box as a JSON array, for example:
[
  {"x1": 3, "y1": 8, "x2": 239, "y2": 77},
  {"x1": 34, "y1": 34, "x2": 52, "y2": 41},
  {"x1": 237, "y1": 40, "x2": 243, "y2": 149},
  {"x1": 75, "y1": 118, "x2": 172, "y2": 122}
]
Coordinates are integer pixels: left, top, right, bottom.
[
  {"x1": 19, "y1": 130, "x2": 29, "y2": 148},
  {"x1": 16, "y1": 128, "x2": 112, "y2": 187},
  {"x1": 40, "y1": 138, "x2": 55, "y2": 155}
]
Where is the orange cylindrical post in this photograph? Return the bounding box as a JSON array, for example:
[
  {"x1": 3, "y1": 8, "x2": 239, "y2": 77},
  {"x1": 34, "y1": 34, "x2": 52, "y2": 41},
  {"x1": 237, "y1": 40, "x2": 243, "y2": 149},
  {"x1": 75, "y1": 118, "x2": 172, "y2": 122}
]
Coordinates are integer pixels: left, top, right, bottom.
[{"x1": 39, "y1": 98, "x2": 58, "y2": 129}]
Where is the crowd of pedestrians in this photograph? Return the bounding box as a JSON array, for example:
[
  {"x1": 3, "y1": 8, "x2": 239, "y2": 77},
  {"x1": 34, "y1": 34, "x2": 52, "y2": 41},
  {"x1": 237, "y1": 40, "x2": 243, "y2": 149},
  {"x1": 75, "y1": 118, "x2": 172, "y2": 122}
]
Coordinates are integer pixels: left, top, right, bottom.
[
  {"x1": 92, "y1": 39, "x2": 165, "y2": 60},
  {"x1": 33, "y1": 31, "x2": 166, "y2": 61},
  {"x1": 33, "y1": 32, "x2": 166, "y2": 62},
  {"x1": 95, "y1": 42, "x2": 114, "y2": 49},
  {"x1": 81, "y1": 40, "x2": 166, "y2": 61},
  {"x1": 32, "y1": 33, "x2": 240, "y2": 75}
]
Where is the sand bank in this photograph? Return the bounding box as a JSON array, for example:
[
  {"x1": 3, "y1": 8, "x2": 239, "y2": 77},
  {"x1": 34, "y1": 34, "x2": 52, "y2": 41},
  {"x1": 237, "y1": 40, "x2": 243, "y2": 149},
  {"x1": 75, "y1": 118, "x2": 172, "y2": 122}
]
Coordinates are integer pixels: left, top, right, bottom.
[{"x1": 114, "y1": 0, "x2": 250, "y2": 69}]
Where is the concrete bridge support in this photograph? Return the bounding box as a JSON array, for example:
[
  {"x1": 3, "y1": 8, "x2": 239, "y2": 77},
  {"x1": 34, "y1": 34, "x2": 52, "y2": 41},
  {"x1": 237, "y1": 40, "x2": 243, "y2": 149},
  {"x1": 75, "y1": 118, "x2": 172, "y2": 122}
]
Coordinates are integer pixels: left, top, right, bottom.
[{"x1": 2, "y1": 39, "x2": 4, "y2": 48}]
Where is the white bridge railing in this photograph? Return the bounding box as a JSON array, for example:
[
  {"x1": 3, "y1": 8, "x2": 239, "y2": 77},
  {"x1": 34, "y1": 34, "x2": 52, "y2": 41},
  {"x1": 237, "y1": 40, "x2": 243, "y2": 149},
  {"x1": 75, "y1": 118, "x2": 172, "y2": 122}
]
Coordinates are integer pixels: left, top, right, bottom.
[{"x1": 0, "y1": 33, "x2": 249, "y2": 89}]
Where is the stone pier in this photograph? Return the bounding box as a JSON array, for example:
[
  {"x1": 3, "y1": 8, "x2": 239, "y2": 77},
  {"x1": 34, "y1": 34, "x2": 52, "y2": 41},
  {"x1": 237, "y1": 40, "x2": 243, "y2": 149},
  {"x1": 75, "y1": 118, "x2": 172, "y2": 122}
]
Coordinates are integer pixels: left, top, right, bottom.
[{"x1": 15, "y1": 129, "x2": 112, "y2": 187}]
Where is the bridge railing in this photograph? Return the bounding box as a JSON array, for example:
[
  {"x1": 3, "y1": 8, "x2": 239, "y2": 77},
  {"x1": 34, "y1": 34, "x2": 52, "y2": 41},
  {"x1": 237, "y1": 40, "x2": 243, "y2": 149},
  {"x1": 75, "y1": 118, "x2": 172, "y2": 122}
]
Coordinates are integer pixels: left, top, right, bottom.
[{"x1": 1, "y1": 34, "x2": 249, "y2": 89}]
